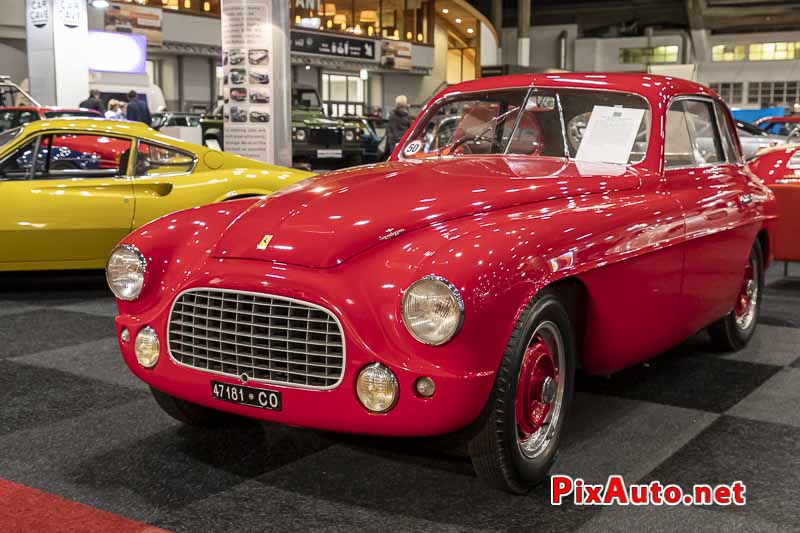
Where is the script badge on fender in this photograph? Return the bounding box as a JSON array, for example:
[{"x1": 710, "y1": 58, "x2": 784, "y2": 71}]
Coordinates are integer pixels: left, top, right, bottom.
[{"x1": 257, "y1": 234, "x2": 273, "y2": 250}]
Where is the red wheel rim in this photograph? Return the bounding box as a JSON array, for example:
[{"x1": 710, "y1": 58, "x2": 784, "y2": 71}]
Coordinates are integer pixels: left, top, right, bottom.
[
  {"x1": 516, "y1": 338, "x2": 558, "y2": 441},
  {"x1": 734, "y1": 253, "x2": 758, "y2": 330}
]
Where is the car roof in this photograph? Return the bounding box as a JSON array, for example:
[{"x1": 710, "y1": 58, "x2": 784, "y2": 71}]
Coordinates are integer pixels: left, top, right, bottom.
[
  {"x1": 14, "y1": 117, "x2": 205, "y2": 151},
  {"x1": 758, "y1": 116, "x2": 800, "y2": 123},
  {"x1": 436, "y1": 72, "x2": 719, "y2": 104},
  {"x1": 0, "y1": 106, "x2": 99, "y2": 113}
]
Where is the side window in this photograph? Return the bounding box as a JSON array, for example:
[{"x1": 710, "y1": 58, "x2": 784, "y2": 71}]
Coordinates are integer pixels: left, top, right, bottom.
[
  {"x1": 665, "y1": 102, "x2": 695, "y2": 168},
  {"x1": 135, "y1": 141, "x2": 194, "y2": 176},
  {"x1": 44, "y1": 134, "x2": 132, "y2": 176},
  {"x1": 714, "y1": 100, "x2": 740, "y2": 164},
  {"x1": 18, "y1": 111, "x2": 38, "y2": 126},
  {"x1": 0, "y1": 138, "x2": 38, "y2": 180},
  {"x1": 0, "y1": 111, "x2": 16, "y2": 131},
  {"x1": 665, "y1": 99, "x2": 724, "y2": 168}
]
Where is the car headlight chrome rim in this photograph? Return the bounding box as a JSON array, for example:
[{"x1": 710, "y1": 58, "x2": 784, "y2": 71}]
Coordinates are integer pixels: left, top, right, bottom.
[
  {"x1": 295, "y1": 128, "x2": 307, "y2": 141},
  {"x1": 344, "y1": 129, "x2": 355, "y2": 142},
  {"x1": 401, "y1": 275, "x2": 464, "y2": 346},
  {"x1": 106, "y1": 244, "x2": 147, "y2": 301}
]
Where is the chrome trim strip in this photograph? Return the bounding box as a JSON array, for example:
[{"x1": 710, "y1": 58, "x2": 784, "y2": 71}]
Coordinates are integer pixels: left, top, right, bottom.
[{"x1": 166, "y1": 287, "x2": 346, "y2": 391}]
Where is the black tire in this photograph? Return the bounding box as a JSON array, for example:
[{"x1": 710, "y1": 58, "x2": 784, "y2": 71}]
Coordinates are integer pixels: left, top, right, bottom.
[
  {"x1": 467, "y1": 288, "x2": 577, "y2": 494},
  {"x1": 150, "y1": 387, "x2": 242, "y2": 428},
  {"x1": 708, "y1": 239, "x2": 764, "y2": 351}
]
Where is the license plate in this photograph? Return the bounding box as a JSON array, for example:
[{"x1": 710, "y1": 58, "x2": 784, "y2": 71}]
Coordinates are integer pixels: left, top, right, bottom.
[
  {"x1": 317, "y1": 149, "x2": 342, "y2": 159},
  {"x1": 211, "y1": 381, "x2": 282, "y2": 411}
]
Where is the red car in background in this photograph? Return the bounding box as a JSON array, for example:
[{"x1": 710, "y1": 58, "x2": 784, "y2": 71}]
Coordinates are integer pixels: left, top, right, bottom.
[
  {"x1": 0, "y1": 106, "x2": 102, "y2": 131},
  {"x1": 0, "y1": 108, "x2": 127, "y2": 170},
  {"x1": 107, "y1": 73, "x2": 776, "y2": 493},
  {"x1": 754, "y1": 115, "x2": 800, "y2": 137}
]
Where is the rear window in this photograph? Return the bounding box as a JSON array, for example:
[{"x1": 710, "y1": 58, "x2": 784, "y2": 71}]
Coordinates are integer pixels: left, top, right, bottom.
[{"x1": 44, "y1": 110, "x2": 100, "y2": 119}]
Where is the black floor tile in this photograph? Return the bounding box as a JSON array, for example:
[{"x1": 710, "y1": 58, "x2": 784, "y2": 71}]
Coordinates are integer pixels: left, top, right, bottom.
[
  {"x1": 0, "y1": 309, "x2": 115, "y2": 358},
  {"x1": 0, "y1": 360, "x2": 147, "y2": 436},
  {"x1": 255, "y1": 444, "x2": 597, "y2": 531},
  {"x1": 65, "y1": 422, "x2": 335, "y2": 509},
  {"x1": 0, "y1": 271, "x2": 111, "y2": 305},
  {"x1": 576, "y1": 350, "x2": 780, "y2": 413},
  {"x1": 644, "y1": 416, "x2": 800, "y2": 528}
]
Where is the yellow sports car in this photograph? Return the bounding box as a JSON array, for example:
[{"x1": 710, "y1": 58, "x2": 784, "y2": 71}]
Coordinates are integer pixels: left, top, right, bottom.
[{"x1": 0, "y1": 118, "x2": 313, "y2": 271}]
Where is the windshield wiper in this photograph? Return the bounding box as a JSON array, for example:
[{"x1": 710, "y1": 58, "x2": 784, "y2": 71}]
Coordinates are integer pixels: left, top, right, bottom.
[{"x1": 439, "y1": 105, "x2": 521, "y2": 154}]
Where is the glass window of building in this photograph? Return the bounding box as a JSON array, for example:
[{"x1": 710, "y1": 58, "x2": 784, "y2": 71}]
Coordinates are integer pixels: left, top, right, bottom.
[
  {"x1": 161, "y1": 0, "x2": 220, "y2": 16},
  {"x1": 322, "y1": 73, "x2": 366, "y2": 117},
  {"x1": 619, "y1": 46, "x2": 679, "y2": 64},
  {"x1": 709, "y1": 82, "x2": 744, "y2": 104},
  {"x1": 748, "y1": 42, "x2": 800, "y2": 61},
  {"x1": 293, "y1": 0, "x2": 432, "y2": 44},
  {"x1": 712, "y1": 45, "x2": 746, "y2": 62}
]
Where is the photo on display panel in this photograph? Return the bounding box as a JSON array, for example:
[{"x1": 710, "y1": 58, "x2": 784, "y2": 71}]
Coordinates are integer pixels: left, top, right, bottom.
[
  {"x1": 230, "y1": 87, "x2": 247, "y2": 102},
  {"x1": 230, "y1": 106, "x2": 247, "y2": 122},
  {"x1": 248, "y1": 49, "x2": 269, "y2": 66},
  {"x1": 249, "y1": 68, "x2": 270, "y2": 85},
  {"x1": 249, "y1": 106, "x2": 271, "y2": 123},
  {"x1": 250, "y1": 90, "x2": 270, "y2": 104}
]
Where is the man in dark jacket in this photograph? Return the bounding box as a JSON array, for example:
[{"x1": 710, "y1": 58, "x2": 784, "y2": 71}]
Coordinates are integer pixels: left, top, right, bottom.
[
  {"x1": 125, "y1": 90, "x2": 151, "y2": 125},
  {"x1": 385, "y1": 94, "x2": 412, "y2": 158},
  {"x1": 79, "y1": 89, "x2": 105, "y2": 113}
]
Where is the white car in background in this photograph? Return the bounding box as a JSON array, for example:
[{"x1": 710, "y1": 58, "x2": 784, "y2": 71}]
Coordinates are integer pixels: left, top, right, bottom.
[{"x1": 736, "y1": 120, "x2": 786, "y2": 159}]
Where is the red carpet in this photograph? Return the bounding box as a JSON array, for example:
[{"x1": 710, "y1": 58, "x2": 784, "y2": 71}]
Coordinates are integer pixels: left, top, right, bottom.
[{"x1": 0, "y1": 479, "x2": 168, "y2": 533}]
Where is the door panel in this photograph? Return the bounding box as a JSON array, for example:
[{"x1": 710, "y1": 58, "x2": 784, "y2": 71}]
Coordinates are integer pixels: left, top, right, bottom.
[
  {"x1": 131, "y1": 140, "x2": 205, "y2": 228},
  {"x1": 0, "y1": 133, "x2": 134, "y2": 265},
  {"x1": 664, "y1": 98, "x2": 757, "y2": 332}
]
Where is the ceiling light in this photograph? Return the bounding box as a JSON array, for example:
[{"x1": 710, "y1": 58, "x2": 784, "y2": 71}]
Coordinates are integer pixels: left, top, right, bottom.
[
  {"x1": 455, "y1": 17, "x2": 462, "y2": 23},
  {"x1": 91, "y1": 0, "x2": 110, "y2": 7},
  {"x1": 467, "y1": 28, "x2": 474, "y2": 34},
  {"x1": 442, "y1": 8, "x2": 449, "y2": 14}
]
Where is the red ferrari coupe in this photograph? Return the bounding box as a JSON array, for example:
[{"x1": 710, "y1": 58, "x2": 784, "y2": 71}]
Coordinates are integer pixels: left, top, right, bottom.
[{"x1": 107, "y1": 73, "x2": 776, "y2": 493}]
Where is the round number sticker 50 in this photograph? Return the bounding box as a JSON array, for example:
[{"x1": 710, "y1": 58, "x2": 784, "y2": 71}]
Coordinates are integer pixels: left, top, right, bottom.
[{"x1": 404, "y1": 140, "x2": 422, "y2": 156}]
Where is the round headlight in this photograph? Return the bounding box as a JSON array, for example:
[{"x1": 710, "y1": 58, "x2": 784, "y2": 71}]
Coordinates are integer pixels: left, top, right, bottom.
[
  {"x1": 134, "y1": 326, "x2": 160, "y2": 368},
  {"x1": 402, "y1": 275, "x2": 463, "y2": 345},
  {"x1": 344, "y1": 129, "x2": 355, "y2": 142},
  {"x1": 106, "y1": 245, "x2": 146, "y2": 301},
  {"x1": 356, "y1": 363, "x2": 399, "y2": 413},
  {"x1": 295, "y1": 128, "x2": 307, "y2": 141}
]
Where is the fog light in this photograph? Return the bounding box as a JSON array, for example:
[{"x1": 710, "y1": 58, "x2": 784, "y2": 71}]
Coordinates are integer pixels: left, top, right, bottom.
[
  {"x1": 120, "y1": 328, "x2": 130, "y2": 343},
  {"x1": 134, "y1": 326, "x2": 160, "y2": 368},
  {"x1": 415, "y1": 376, "x2": 436, "y2": 398},
  {"x1": 356, "y1": 363, "x2": 398, "y2": 413}
]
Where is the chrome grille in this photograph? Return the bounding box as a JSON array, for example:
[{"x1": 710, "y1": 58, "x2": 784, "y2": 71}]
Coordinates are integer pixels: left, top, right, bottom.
[{"x1": 167, "y1": 289, "x2": 344, "y2": 389}]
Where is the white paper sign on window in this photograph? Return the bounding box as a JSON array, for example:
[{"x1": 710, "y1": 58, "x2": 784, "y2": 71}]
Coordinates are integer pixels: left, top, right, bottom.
[{"x1": 575, "y1": 105, "x2": 645, "y2": 165}]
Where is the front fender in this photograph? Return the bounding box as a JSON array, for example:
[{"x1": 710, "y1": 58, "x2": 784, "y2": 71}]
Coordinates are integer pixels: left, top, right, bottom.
[{"x1": 116, "y1": 197, "x2": 259, "y2": 316}]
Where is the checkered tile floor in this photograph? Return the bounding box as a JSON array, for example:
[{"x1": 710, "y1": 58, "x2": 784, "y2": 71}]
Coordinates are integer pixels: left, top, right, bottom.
[{"x1": 1, "y1": 267, "x2": 798, "y2": 532}]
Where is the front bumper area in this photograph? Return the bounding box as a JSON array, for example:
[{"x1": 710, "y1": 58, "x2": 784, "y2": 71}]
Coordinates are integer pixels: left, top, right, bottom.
[{"x1": 115, "y1": 262, "x2": 494, "y2": 437}]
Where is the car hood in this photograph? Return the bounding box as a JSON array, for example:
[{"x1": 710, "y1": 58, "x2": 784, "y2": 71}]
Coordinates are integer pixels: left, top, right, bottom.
[{"x1": 212, "y1": 157, "x2": 642, "y2": 268}]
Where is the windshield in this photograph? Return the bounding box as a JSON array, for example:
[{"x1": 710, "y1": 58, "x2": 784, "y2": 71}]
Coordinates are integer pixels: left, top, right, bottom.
[
  {"x1": 293, "y1": 89, "x2": 321, "y2": 109},
  {"x1": 0, "y1": 127, "x2": 21, "y2": 149},
  {"x1": 401, "y1": 87, "x2": 651, "y2": 164}
]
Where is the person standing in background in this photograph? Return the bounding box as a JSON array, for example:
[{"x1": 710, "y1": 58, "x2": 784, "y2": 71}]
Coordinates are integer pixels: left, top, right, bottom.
[
  {"x1": 105, "y1": 100, "x2": 123, "y2": 120},
  {"x1": 125, "y1": 90, "x2": 151, "y2": 126},
  {"x1": 79, "y1": 89, "x2": 105, "y2": 113},
  {"x1": 385, "y1": 94, "x2": 412, "y2": 158}
]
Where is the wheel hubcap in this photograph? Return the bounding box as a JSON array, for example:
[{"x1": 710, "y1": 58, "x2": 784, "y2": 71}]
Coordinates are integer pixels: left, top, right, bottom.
[
  {"x1": 735, "y1": 255, "x2": 759, "y2": 331},
  {"x1": 516, "y1": 321, "x2": 565, "y2": 459}
]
